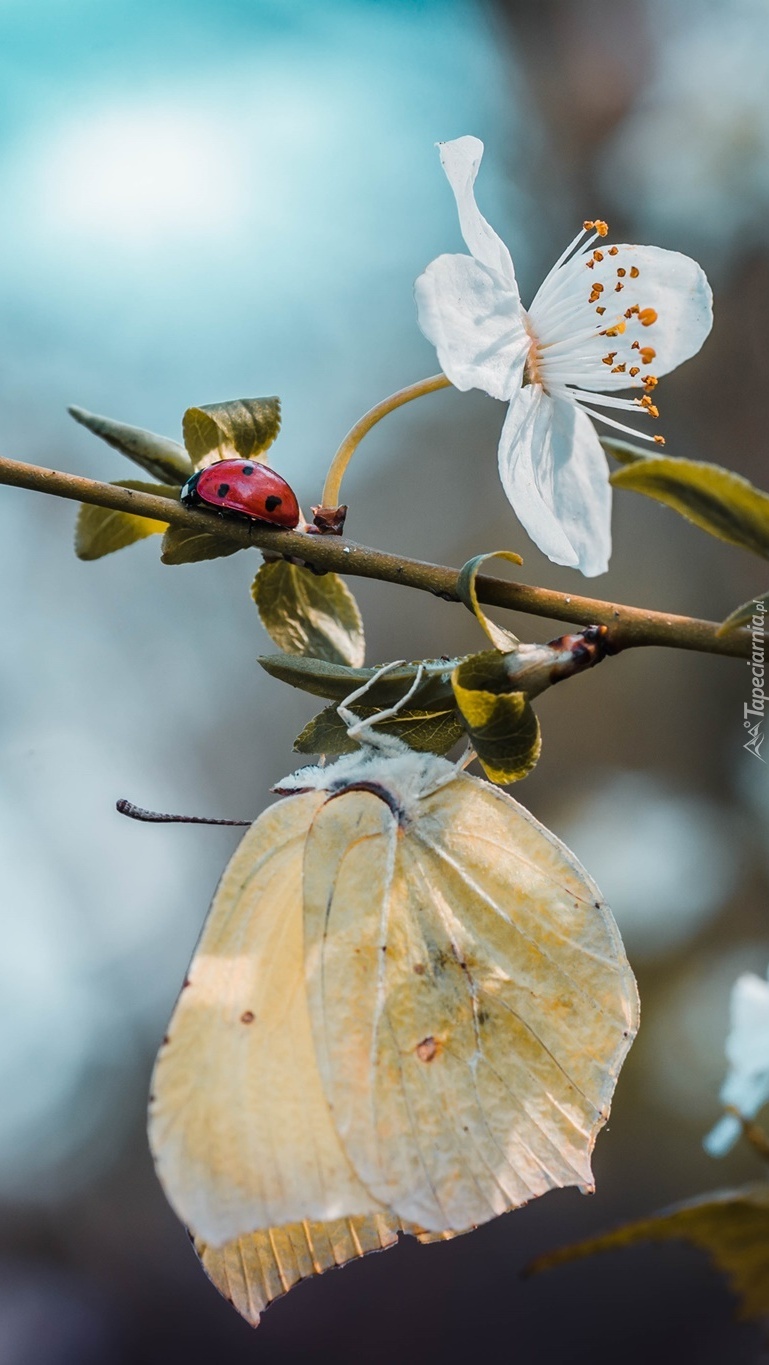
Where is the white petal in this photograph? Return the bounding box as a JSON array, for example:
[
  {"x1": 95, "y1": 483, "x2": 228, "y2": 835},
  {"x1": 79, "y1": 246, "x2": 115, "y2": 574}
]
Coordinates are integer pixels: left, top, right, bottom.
[
  {"x1": 438, "y1": 137, "x2": 518, "y2": 291},
  {"x1": 703, "y1": 970, "x2": 769, "y2": 1157},
  {"x1": 703, "y1": 1113, "x2": 742, "y2": 1158},
  {"x1": 584, "y1": 244, "x2": 713, "y2": 378},
  {"x1": 415, "y1": 253, "x2": 528, "y2": 400},
  {"x1": 498, "y1": 388, "x2": 612, "y2": 576},
  {"x1": 725, "y1": 972, "x2": 769, "y2": 1075}
]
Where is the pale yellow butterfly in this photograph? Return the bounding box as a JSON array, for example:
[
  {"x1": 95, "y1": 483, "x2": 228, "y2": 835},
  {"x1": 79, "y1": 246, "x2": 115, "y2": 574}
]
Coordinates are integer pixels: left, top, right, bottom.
[{"x1": 149, "y1": 664, "x2": 638, "y2": 1326}]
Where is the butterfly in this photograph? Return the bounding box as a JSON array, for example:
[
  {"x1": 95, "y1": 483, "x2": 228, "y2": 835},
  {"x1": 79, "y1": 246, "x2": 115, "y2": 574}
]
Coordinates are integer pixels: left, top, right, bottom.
[{"x1": 148, "y1": 664, "x2": 639, "y2": 1326}]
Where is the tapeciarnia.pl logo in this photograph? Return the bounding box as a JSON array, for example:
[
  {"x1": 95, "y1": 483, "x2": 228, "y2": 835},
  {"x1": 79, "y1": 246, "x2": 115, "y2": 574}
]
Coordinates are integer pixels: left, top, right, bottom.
[{"x1": 745, "y1": 599, "x2": 767, "y2": 762}]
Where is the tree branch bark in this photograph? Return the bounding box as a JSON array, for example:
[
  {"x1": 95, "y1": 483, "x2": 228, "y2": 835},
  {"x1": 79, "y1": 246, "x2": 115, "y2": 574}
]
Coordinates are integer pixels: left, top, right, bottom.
[{"x1": 0, "y1": 452, "x2": 754, "y2": 659}]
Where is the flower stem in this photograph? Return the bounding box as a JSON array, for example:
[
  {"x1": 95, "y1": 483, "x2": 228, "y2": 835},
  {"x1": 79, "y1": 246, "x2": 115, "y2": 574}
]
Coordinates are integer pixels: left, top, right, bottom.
[
  {"x1": 321, "y1": 373, "x2": 452, "y2": 506},
  {"x1": 0, "y1": 451, "x2": 757, "y2": 659}
]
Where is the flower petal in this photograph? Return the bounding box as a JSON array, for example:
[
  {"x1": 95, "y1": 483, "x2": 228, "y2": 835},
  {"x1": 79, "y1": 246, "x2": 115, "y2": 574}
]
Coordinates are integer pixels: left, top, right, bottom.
[
  {"x1": 498, "y1": 388, "x2": 612, "y2": 576},
  {"x1": 415, "y1": 253, "x2": 528, "y2": 400},
  {"x1": 438, "y1": 137, "x2": 518, "y2": 291},
  {"x1": 584, "y1": 244, "x2": 713, "y2": 378},
  {"x1": 528, "y1": 242, "x2": 713, "y2": 400},
  {"x1": 704, "y1": 970, "x2": 769, "y2": 1157}
]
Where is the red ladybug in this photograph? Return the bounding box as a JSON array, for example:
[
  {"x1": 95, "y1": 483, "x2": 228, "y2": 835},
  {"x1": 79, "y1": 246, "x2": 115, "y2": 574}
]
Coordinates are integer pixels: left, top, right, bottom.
[{"x1": 180, "y1": 459, "x2": 300, "y2": 528}]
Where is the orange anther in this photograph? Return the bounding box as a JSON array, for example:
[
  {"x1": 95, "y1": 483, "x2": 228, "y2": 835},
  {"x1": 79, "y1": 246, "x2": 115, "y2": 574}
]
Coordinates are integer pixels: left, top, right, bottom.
[
  {"x1": 592, "y1": 282, "x2": 604, "y2": 293},
  {"x1": 615, "y1": 283, "x2": 624, "y2": 292},
  {"x1": 653, "y1": 435, "x2": 666, "y2": 445},
  {"x1": 611, "y1": 363, "x2": 627, "y2": 373},
  {"x1": 643, "y1": 374, "x2": 658, "y2": 389},
  {"x1": 593, "y1": 250, "x2": 604, "y2": 262},
  {"x1": 608, "y1": 245, "x2": 619, "y2": 256},
  {"x1": 629, "y1": 366, "x2": 640, "y2": 377},
  {"x1": 639, "y1": 346, "x2": 656, "y2": 364},
  {"x1": 596, "y1": 306, "x2": 606, "y2": 315},
  {"x1": 586, "y1": 259, "x2": 595, "y2": 268},
  {"x1": 617, "y1": 267, "x2": 626, "y2": 277},
  {"x1": 630, "y1": 266, "x2": 640, "y2": 278},
  {"x1": 583, "y1": 220, "x2": 595, "y2": 231},
  {"x1": 639, "y1": 308, "x2": 658, "y2": 326},
  {"x1": 602, "y1": 352, "x2": 617, "y2": 365}
]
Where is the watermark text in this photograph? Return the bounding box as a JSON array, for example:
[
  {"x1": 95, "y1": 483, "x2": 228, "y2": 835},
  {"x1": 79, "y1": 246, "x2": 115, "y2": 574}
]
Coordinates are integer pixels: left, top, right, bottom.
[{"x1": 745, "y1": 598, "x2": 767, "y2": 761}]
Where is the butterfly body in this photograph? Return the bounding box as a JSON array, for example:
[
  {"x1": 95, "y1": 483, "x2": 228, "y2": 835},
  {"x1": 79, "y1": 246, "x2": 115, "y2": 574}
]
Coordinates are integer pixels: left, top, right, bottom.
[
  {"x1": 180, "y1": 458, "x2": 300, "y2": 528},
  {"x1": 149, "y1": 724, "x2": 638, "y2": 1323}
]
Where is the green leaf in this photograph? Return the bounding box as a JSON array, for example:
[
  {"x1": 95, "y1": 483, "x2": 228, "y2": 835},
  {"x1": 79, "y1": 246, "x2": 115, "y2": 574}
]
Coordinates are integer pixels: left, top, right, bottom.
[
  {"x1": 257, "y1": 654, "x2": 462, "y2": 710},
  {"x1": 452, "y1": 656, "x2": 541, "y2": 784},
  {"x1": 457, "y1": 550, "x2": 522, "y2": 649},
  {"x1": 182, "y1": 397, "x2": 281, "y2": 469},
  {"x1": 69, "y1": 405, "x2": 192, "y2": 483},
  {"x1": 160, "y1": 524, "x2": 242, "y2": 565},
  {"x1": 251, "y1": 561, "x2": 365, "y2": 667},
  {"x1": 600, "y1": 436, "x2": 651, "y2": 467},
  {"x1": 294, "y1": 703, "x2": 465, "y2": 756},
  {"x1": 528, "y1": 1183, "x2": 769, "y2": 1323},
  {"x1": 75, "y1": 481, "x2": 179, "y2": 560},
  {"x1": 718, "y1": 592, "x2": 769, "y2": 636},
  {"x1": 610, "y1": 456, "x2": 769, "y2": 559}
]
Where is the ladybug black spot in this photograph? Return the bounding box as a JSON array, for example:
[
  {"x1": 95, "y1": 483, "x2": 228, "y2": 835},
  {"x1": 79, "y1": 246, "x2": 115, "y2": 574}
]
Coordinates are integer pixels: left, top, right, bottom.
[
  {"x1": 217, "y1": 483, "x2": 230, "y2": 499},
  {"x1": 265, "y1": 495, "x2": 282, "y2": 512},
  {"x1": 242, "y1": 465, "x2": 255, "y2": 476}
]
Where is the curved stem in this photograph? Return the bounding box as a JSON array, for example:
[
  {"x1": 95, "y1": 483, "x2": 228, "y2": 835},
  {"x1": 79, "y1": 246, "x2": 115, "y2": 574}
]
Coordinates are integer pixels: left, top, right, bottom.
[
  {"x1": 0, "y1": 451, "x2": 756, "y2": 659},
  {"x1": 321, "y1": 373, "x2": 452, "y2": 506}
]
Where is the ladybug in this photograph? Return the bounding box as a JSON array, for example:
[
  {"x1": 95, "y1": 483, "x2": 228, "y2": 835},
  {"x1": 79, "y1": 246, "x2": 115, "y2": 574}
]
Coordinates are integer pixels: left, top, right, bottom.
[{"x1": 180, "y1": 459, "x2": 300, "y2": 528}]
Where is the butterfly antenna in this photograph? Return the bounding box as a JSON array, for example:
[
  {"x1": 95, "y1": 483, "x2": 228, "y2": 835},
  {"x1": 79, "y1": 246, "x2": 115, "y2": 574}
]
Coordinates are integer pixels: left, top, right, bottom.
[
  {"x1": 342, "y1": 663, "x2": 426, "y2": 741},
  {"x1": 338, "y1": 660, "x2": 406, "y2": 716},
  {"x1": 116, "y1": 799, "x2": 251, "y2": 826}
]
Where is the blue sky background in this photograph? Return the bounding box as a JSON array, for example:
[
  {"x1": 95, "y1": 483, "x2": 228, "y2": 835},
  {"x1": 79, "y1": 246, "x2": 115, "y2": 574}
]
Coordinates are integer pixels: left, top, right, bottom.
[{"x1": 0, "y1": 0, "x2": 528, "y2": 473}]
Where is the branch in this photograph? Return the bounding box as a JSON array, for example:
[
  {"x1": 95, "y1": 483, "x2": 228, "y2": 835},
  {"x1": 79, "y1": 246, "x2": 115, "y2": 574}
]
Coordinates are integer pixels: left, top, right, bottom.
[{"x1": 0, "y1": 453, "x2": 753, "y2": 659}]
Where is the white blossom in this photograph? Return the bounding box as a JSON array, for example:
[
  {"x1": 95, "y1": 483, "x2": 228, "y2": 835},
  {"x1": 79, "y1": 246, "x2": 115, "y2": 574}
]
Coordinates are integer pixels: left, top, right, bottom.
[
  {"x1": 704, "y1": 966, "x2": 769, "y2": 1157},
  {"x1": 415, "y1": 136, "x2": 713, "y2": 577}
]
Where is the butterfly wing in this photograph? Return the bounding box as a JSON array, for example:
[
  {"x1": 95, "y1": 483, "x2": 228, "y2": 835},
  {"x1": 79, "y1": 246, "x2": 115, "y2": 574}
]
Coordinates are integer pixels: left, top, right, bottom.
[
  {"x1": 149, "y1": 792, "x2": 386, "y2": 1247},
  {"x1": 194, "y1": 1216, "x2": 460, "y2": 1327},
  {"x1": 302, "y1": 777, "x2": 638, "y2": 1232}
]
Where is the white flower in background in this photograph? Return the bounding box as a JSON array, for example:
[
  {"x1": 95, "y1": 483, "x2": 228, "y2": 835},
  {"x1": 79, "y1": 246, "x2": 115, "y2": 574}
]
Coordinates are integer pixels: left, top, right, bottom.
[
  {"x1": 415, "y1": 136, "x2": 713, "y2": 577},
  {"x1": 704, "y1": 965, "x2": 769, "y2": 1157}
]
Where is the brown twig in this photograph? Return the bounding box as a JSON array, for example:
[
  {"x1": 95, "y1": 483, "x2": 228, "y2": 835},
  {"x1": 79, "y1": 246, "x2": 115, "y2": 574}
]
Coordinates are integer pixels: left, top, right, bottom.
[{"x1": 0, "y1": 452, "x2": 754, "y2": 659}]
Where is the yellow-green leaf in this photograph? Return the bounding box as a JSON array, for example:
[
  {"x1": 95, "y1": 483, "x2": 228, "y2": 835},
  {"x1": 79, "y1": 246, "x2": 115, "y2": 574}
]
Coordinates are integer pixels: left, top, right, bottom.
[
  {"x1": 75, "y1": 481, "x2": 179, "y2": 560},
  {"x1": 251, "y1": 561, "x2": 364, "y2": 667},
  {"x1": 257, "y1": 654, "x2": 462, "y2": 710},
  {"x1": 69, "y1": 406, "x2": 192, "y2": 483},
  {"x1": 182, "y1": 398, "x2": 281, "y2": 469},
  {"x1": 452, "y1": 661, "x2": 541, "y2": 784},
  {"x1": 295, "y1": 704, "x2": 465, "y2": 756},
  {"x1": 610, "y1": 457, "x2": 769, "y2": 559},
  {"x1": 160, "y1": 524, "x2": 241, "y2": 565},
  {"x1": 529, "y1": 1183, "x2": 769, "y2": 1323},
  {"x1": 600, "y1": 436, "x2": 650, "y2": 467},
  {"x1": 457, "y1": 550, "x2": 523, "y2": 649},
  {"x1": 718, "y1": 592, "x2": 769, "y2": 636}
]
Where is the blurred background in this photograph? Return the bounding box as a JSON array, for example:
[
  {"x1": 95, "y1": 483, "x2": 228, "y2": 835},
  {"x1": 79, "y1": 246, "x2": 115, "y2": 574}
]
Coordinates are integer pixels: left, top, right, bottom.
[{"x1": 1, "y1": 0, "x2": 768, "y2": 1359}]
